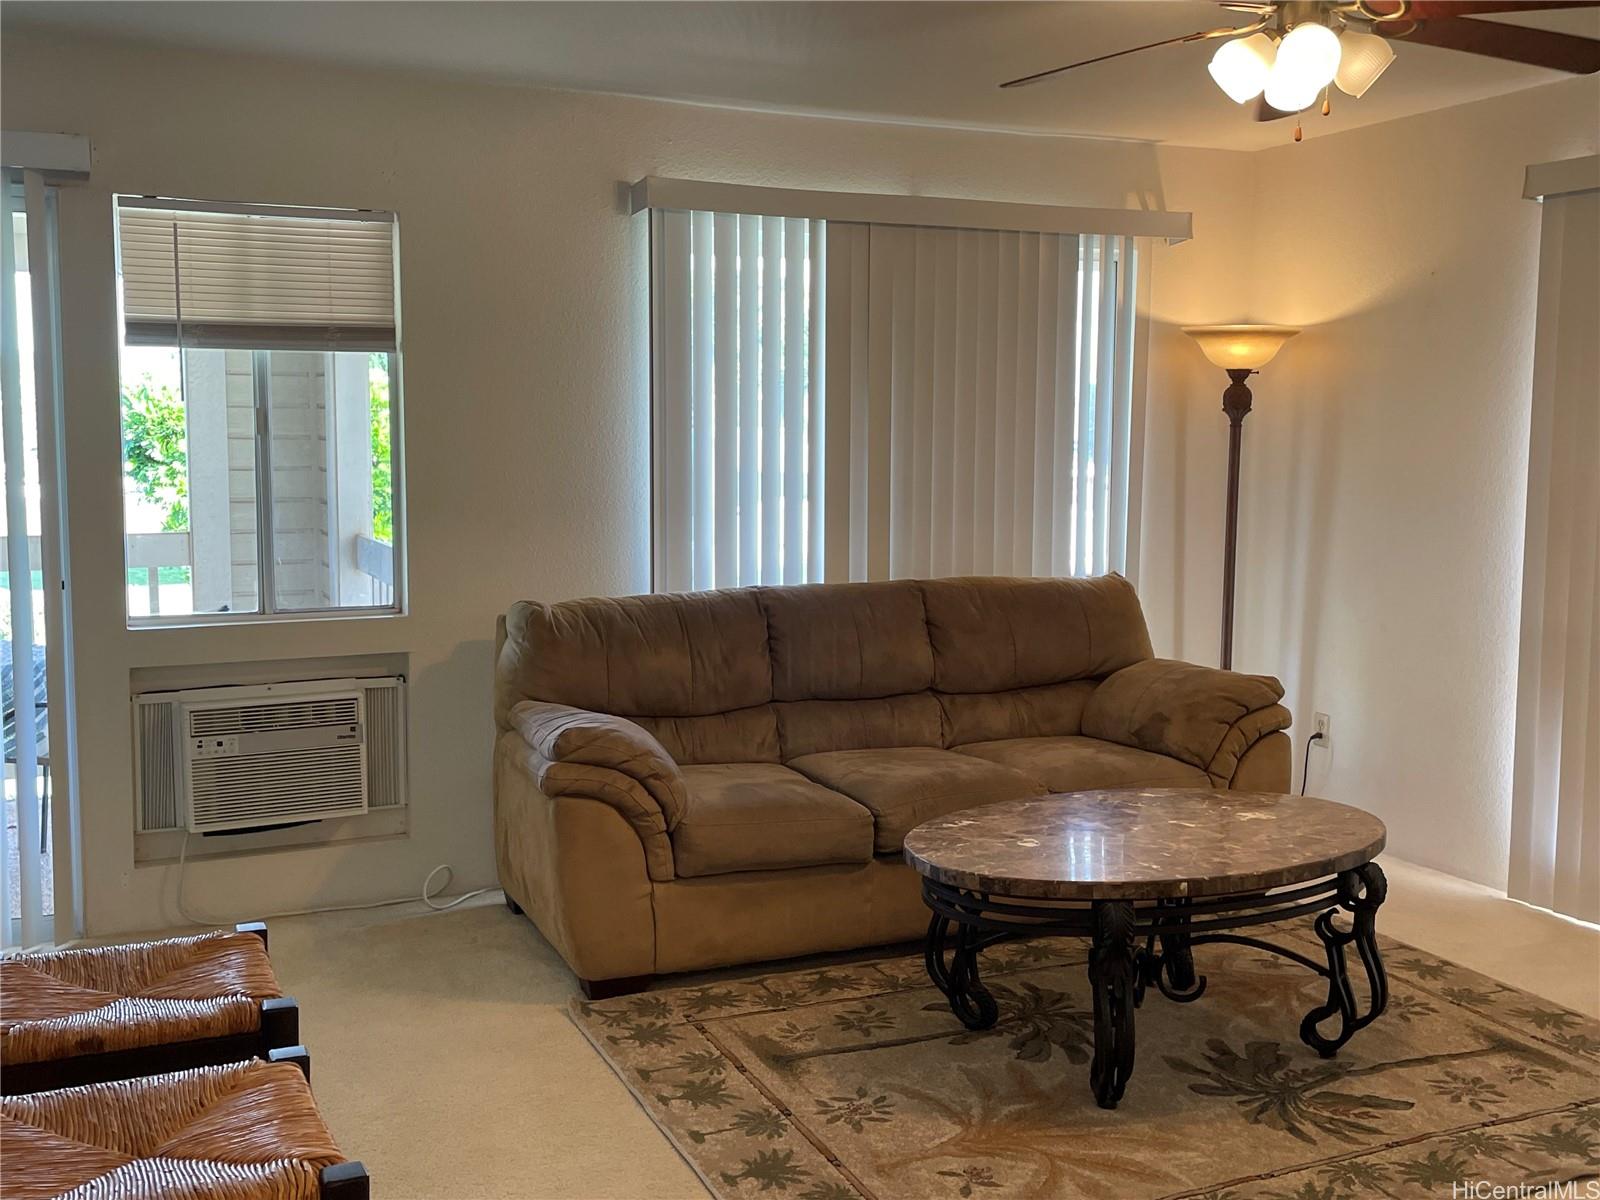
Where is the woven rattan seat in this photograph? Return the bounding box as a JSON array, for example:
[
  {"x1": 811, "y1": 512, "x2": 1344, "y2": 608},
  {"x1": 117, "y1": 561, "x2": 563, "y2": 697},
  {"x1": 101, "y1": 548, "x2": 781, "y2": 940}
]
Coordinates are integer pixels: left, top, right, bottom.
[
  {"x1": 0, "y1": 1057, "x2": 368, "y2": 1199},
  {"x1": 1, "y1": 926, "x2": 296, "y2": 1093}
]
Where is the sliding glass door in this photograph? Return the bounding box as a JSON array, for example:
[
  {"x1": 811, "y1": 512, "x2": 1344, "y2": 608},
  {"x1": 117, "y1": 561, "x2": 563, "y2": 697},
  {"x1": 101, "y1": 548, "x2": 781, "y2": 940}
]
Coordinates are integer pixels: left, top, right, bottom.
[{"x1": 1, "y1": 167, "x2": 75, "y2": 949}]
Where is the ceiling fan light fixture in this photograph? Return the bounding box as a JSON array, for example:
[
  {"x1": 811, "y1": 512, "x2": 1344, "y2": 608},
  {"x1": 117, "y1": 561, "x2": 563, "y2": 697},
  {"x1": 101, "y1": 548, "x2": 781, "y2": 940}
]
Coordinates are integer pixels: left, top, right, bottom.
[
  {"x1": 1264, "y1": 21, "x2": 1342, "y2": 112},
  {"x1": 1208, "y1": 32, "x2": 1278, "y2": 104},
  {"x1": 1334, "y1": 29, "x2": 1396, "y2": 98}
]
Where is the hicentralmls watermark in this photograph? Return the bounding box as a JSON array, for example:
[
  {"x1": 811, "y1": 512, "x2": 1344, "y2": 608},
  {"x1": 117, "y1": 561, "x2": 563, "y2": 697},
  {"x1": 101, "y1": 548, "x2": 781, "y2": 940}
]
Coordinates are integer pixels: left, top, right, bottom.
[{"x1": 1452, "y1": 1181, "x2": 1600, "y2": 1199}]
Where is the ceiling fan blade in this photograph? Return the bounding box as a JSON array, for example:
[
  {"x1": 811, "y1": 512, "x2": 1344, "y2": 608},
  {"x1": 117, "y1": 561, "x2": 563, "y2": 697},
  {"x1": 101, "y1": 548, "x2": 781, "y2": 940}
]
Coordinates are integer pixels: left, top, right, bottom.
[
  {"x1": 1378, "y1": 15, "x2": 1600, "y2": 73},
  {"x1": 1362, "y1": 0, "x2": 1597, "y2": 16},
  {"x1": 1255, "y1": 95, "x2": 1296, "y2": 120},
  {"x1": 1000, "y1": 28, "x2": 1224, "y2": 88}
]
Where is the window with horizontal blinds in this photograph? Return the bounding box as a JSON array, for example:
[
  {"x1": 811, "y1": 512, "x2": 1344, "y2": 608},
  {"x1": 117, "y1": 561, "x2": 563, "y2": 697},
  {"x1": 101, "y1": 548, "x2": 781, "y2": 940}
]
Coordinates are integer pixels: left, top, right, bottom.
[
  {"x1": 117, "y1": 201, "x2": 397, "y2": 351},
  {"x1": 115, "y1": 195, "x2": 403, "y2": 624}
]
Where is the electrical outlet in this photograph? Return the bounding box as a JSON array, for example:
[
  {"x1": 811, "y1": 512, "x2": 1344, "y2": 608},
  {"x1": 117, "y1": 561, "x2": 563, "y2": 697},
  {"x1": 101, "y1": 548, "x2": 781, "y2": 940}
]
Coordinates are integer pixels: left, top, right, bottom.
[{"x1": 1313, "y1": 712, "x2": 1331, "y2": 746}]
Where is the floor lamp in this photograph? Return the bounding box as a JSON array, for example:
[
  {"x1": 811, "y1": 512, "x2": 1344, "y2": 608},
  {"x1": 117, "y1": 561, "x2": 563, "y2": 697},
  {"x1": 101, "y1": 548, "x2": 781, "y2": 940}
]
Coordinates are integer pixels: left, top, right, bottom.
[{"x1": 1181, "y1": 325, "x2": 1300, "y2": 671}]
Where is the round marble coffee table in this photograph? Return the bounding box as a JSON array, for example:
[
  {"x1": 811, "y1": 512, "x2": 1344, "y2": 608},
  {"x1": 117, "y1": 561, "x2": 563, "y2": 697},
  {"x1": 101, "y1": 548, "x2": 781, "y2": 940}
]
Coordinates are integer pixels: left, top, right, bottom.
[{"x1": 903, "y1": 788, "x2": 1389, "y2": 1110}]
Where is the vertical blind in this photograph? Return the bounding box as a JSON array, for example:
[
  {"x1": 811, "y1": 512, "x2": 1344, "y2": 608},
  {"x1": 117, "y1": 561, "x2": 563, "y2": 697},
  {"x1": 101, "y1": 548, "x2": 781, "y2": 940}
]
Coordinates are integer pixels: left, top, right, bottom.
[
  {"x1": 826, "y1": 225, "x2": 1140, "y2": 582},
  {"x1": 1508, "y1": 184, "x2": 1599, "y2": 924},
  {"x1": 650, "y1": 211, "x2": 1147, "y2": 592},
  {"x1": 117, "y1": 200, "x2": 397, "y2": 351},
  {"x1": 651, "y1": 209, "x2": 825, "y2": 592}
]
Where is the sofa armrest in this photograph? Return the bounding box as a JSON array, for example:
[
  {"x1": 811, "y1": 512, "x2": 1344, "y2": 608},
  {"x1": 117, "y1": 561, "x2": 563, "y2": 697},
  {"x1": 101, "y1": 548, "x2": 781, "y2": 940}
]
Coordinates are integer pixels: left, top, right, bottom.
[
  {"x1": 1081, "y1": 659, "x2": 1292, "y2": 787},
  {"x1": 508, "y1": 700, "x2": 689, "y2": 834}
]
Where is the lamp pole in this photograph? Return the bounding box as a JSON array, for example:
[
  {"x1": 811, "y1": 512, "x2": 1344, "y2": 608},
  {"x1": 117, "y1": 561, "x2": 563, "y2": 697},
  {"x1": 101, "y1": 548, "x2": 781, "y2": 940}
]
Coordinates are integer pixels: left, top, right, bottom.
[
  {"x1": 1181, "y1": 325, "x2": 1299, "y2": 673},
  {"x1": 1219, "y1": 368, "x2": 1254, "y2": 671}
]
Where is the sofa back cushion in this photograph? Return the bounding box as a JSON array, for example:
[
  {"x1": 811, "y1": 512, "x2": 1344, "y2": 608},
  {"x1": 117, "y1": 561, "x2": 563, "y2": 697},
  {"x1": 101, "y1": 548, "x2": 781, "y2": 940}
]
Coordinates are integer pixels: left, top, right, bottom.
[
  {"x1": 633, "y1": 707, "x2": 782, "y2": 765},
  {"x1": 938, "y1": 681, "x2": 1097, "y2": 747},
  {"x1": 759, "y1": 580, "x2": 933, "y2": 701},
  {"x1": 497, "y1": 575, "x2": 1154, "y2": 761},
  {"x1": 775, "y1": 693, "x2": 945, "y2": 760},
  {"x1": 921, "y1": 575, "x2": 1153, "y2": 693},
  {"x1": 497, "y1": 589, "x2": 772, "y2": 725}
]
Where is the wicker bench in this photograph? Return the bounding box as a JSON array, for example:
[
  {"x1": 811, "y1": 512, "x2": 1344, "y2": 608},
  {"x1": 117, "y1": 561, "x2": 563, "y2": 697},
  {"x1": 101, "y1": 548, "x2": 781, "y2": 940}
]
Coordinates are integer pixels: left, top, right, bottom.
[
  {"x1": 1, "y1": 1047, "x2": 369, "y2": 1199},
  {"x1": 1, "y1": 922, "x2": 298, "y2": 1094}
]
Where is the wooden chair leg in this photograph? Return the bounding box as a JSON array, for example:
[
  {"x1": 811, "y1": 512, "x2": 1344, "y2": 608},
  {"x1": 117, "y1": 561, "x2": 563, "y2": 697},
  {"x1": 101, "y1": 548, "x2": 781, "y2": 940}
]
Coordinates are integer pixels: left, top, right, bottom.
[
  {"x1": 260, "y1": 997, "x2": 300, "y2": 1052},
  {"x1": 268, "y1": 1045, "x2": 311, "y2": 1081},
  {"x1": 320, "y1": 1160, "x2": 370, "y2": 1199}
]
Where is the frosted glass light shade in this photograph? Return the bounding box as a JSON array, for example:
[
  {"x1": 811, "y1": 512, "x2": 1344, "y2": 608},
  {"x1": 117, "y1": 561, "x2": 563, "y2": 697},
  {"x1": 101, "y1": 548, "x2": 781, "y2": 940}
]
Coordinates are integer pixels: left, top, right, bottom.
[
  {"x1": 1208, "y1": 33, "x2": 1277, "y2": 104},
  {"x1": 1264, "y1": 21, "x2": 1341, "y2": 112},
  {"x1": 1335, "y1": 29, "x2": 1396, "y2": 97},
  {"x1": 1182, "y1": 325, "x2": 1301, "y2": 371}
]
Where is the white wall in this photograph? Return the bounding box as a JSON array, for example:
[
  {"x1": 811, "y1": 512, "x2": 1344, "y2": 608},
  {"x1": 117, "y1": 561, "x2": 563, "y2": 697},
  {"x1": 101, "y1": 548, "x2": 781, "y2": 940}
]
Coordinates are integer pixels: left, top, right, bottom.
[
  {"x1": 2, "y1": 28, "x2": 1252, "y2": 934},
  {"x1": 1225, "y1": 79, "x2": 1599, "y2": 888}
]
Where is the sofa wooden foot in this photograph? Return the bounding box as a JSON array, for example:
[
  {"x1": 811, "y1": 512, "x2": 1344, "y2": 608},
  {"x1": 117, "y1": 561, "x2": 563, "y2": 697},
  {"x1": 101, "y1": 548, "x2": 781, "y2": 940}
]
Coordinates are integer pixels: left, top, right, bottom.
[
  {"x1": 504, "y1": 892, "x2": 523, "y2": 916},
  {"x1": 579, "y1": 974, "x2": 653, "y2": 1000}
]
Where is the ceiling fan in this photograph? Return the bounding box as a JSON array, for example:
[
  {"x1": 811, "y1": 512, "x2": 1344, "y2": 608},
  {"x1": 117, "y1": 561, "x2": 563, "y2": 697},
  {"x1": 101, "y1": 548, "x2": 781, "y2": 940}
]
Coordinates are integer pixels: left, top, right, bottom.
[{"x1": 1001, "y1": 0, "x2": 1600, "y2": 140}]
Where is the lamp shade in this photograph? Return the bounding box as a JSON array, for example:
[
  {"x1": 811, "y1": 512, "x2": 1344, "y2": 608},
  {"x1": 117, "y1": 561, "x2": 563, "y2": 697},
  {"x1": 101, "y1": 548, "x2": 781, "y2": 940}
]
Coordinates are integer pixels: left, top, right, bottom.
[
  {"x1": 1182, "y1": 325, "x2": 1301, "y2": 371},
  {"x1": 1264, "y1": 21, "x2": 1341, "y2": 112},
  {"x1": 1335, "y1": 29, "x2": 1396, "y2": 98},
  {"x1": 1208, "y1": 33, "x2": 1277, "y2": 104}
]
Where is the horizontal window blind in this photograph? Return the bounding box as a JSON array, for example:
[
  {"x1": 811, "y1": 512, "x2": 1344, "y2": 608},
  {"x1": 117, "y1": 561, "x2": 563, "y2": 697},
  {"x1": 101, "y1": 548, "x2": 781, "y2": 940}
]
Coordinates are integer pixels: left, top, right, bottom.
[
  {"x1": 652, "y1": 208, "x2": 824, "y2": 592},
  {"x1": 117, "y1": 201, "x2": 396, "y2": 351},
  {"x1": 826, "y1": 225, "x2": 1141, "y2": 582}
]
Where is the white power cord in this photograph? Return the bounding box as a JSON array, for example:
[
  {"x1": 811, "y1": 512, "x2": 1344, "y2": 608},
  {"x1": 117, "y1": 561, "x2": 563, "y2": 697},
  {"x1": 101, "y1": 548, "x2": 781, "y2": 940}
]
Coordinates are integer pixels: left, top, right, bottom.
[{"x1": 174, "y1": 831, "x2": 493, "y2": 928}]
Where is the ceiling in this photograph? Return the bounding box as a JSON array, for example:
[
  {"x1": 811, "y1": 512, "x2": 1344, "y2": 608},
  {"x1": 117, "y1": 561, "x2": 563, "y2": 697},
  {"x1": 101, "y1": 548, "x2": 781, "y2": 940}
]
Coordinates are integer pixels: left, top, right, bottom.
[{"x1": 6, "y1": 1, "x2": 1597, "y2": 150}]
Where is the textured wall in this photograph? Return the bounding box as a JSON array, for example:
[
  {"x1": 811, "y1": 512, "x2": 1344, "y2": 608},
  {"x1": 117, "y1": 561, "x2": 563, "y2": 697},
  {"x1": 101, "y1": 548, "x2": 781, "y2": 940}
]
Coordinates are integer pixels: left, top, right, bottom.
[
  {"x1": 1, "y1": 28, "x2": 1249, "y2": 934},
  {"x1": 1227, "y1": 79, "x2": 1600, "y2": 887}
]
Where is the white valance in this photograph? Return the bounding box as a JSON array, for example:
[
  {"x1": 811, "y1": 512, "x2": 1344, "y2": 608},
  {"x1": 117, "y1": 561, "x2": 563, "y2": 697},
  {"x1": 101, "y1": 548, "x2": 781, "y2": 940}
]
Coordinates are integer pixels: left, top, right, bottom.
[
  {"x1": 630, "y1": 177, "x2": 1191, "y2": 244},
  {"x1": 1, "y1": 131, "x2": 90, "y2": 178},
  {"x1": 1523, "y1": 154, "x2": 1600, "y2": 201}
]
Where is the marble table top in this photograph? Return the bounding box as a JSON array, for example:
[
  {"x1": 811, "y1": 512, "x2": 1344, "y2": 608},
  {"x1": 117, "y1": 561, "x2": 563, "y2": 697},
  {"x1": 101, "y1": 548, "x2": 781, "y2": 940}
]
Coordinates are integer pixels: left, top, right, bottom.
[{"x1": 903, "y1": 788, "x2": 1387, "y2": 900}]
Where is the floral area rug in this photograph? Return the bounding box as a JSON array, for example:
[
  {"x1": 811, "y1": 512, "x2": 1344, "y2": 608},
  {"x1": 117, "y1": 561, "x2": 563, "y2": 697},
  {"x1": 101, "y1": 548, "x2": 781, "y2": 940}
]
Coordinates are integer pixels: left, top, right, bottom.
[{"x1": 570, "y1": 925, "x2": 1600, "y2": 1200}]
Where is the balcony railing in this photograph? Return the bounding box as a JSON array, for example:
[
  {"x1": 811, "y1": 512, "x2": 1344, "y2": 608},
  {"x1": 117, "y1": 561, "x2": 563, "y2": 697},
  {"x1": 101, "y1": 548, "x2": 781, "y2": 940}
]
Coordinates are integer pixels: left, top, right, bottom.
[
  {"x1": 10, "y1": 532, "x2": 390, "y2": 619},
  {"x1": 125, "y1": 531, "x2": 192, "y2": 616},
  {"x1": 353, "y1": 534, "x2": 394, "y2": 606}
]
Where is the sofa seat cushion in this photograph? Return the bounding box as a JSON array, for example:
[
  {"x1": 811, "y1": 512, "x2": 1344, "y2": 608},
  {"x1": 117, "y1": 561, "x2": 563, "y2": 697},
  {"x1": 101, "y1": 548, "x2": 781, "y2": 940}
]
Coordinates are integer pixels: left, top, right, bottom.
[
  {"x1": 956, "y1": 735, "x2": 1208, "y2": 792},
  {"x1": 673, "y1": 763, "x2": 874, "y2": 878},
  {"x1": 787, "y1": 747, "x2": 1046, "y2": 854}
]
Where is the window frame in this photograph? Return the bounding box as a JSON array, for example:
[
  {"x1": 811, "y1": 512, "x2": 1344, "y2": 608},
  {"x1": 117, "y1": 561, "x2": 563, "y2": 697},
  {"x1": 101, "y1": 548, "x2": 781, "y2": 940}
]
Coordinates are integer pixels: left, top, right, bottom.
[{"x1": 113, "y1": 195, "x2": 407, "y2": 628}]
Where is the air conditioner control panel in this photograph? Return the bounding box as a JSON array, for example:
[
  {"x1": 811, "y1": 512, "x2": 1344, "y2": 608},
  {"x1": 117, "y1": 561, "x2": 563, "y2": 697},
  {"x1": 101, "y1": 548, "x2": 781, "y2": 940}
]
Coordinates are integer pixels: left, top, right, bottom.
[{"x1": 193, "y1": 735, "x2": 241, "y2": 758}]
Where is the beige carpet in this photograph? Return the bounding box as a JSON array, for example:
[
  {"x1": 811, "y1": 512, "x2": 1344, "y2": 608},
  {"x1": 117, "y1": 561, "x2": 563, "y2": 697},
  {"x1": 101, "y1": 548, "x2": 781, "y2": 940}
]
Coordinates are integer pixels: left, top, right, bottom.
[
  {"x1": 571, "y1": 928, "x2": 1600, "y2": 1200},
  {"x1": 151, "y1": 858, "x2": 1596, "y2": 1198}
]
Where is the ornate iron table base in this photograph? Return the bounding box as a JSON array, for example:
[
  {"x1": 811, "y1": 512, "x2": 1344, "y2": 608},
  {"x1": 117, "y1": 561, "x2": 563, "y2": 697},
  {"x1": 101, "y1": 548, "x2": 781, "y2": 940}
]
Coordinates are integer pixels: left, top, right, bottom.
[{"x1": 922, "y1": 862, "x2": 1388, "y2": 1109}]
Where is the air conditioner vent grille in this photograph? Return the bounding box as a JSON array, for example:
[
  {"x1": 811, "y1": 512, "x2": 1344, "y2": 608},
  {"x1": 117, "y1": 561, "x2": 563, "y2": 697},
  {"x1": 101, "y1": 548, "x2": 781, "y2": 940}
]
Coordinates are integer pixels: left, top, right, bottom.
[
  {"x1": 136, "y1": 701, "x2": 180, "y2": 832},
  {"x1": 190, "y1": 744, "x2": 366, "y2": 828},
  {"x1": 189, "y1": 697, "x2": 360, "y2": 737},
  {"x1": 363, "y1": 684, "x2": 405, "y2": 810}
]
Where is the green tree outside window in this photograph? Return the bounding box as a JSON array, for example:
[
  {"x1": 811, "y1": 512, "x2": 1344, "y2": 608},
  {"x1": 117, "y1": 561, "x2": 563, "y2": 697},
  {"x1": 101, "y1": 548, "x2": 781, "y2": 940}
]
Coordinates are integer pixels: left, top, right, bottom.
[
  {"x1": 121, "y1": 375, "x2": 189, "y2": 533},
  {"x1": 369, "y1": 352, "x2": 393, "y2": 544}
]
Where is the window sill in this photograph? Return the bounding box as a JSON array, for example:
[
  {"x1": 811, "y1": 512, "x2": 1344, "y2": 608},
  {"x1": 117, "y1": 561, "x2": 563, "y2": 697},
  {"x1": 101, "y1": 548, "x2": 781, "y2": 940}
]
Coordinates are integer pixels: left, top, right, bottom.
[{"x1": 127, "y1": 605, "x2": 406, "y2": 632}]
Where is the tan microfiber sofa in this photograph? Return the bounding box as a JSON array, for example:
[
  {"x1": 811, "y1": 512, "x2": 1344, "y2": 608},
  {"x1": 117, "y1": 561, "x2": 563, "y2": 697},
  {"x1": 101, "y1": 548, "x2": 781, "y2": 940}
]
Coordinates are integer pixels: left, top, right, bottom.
[{"x1": 493, "y1": 574, "x2": 1292, "y2": 996}]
